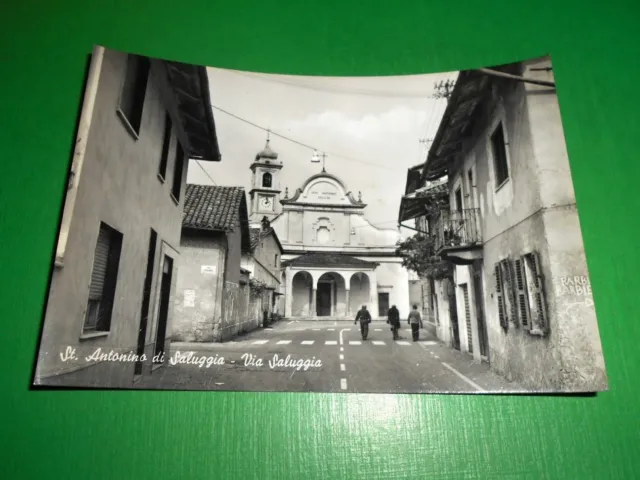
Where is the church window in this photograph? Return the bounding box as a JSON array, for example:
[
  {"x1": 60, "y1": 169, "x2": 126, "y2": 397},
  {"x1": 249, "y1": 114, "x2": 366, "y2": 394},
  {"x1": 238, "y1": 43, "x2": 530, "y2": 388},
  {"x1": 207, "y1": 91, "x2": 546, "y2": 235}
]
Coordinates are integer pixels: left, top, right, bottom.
[{"x1": 262, "y1": 172, "x2": 272, "y2": 188}]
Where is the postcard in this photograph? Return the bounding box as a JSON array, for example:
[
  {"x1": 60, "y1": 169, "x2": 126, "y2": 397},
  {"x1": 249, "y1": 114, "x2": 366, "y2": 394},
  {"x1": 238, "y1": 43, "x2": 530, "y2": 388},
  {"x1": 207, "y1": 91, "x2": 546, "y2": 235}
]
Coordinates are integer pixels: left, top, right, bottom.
[{"x1": 32, "y1": 46, "x2": 608, "y2": 394}]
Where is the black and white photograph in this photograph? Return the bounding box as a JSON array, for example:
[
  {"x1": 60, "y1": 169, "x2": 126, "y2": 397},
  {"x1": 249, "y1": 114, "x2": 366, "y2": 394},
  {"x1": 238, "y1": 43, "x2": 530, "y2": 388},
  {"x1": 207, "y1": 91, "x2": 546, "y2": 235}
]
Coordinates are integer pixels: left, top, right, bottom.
[{"x1": 33, "y1": 46, "x2": 608, "y2": 394}]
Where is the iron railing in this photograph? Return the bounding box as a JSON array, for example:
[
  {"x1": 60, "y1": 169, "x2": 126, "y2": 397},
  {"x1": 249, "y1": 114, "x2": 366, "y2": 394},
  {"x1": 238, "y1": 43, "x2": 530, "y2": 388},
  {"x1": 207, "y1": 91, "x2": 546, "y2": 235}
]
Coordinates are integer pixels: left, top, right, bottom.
[{"x1": 433, "y1": 208, "x2": 482, "y2": 253}]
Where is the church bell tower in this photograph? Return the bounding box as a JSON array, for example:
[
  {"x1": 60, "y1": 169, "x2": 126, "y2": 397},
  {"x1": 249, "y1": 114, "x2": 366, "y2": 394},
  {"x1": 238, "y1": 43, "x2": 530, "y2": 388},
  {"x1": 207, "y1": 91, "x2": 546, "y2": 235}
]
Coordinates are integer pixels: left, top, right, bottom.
[{"x1": 249, "y1": 132, "x2": 283, "y2": 223}]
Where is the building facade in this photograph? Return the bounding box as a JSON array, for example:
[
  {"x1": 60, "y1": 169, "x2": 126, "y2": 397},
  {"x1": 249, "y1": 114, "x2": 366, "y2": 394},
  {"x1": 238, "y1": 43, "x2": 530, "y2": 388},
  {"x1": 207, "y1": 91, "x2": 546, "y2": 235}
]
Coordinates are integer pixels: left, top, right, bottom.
[
  {"x1": 254, "y1": 141, "x2": 410, "y2": 320},
  {"x1": 35, "y1": 46, "x2": 221, "y2": 388},
  {"x1": 173, "y1": 185, "x2": 252, "y2": 342},
  {"x1": 241, "y1": 218, "x2": 285, "y2": 319},
  {"x1": 400, "y1": 56, "x2": 607, "y2": 391}
]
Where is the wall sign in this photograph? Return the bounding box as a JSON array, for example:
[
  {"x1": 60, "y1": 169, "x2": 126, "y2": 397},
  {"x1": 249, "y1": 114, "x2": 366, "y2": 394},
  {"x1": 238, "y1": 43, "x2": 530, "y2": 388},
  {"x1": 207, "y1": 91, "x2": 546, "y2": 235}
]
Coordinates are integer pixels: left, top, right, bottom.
[{"x1": 201, "y1": 265, "x2": 217, "y2": 275}]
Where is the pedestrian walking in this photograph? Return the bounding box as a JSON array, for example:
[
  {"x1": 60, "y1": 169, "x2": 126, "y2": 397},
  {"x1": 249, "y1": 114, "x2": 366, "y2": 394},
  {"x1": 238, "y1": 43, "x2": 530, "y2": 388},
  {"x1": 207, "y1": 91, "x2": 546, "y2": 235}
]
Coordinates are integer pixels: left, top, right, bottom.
[
  {"x1": 354, "y1": 305, "x2": 372, "y2": 340},
  {"x1": 387, "y1": 305, "x2": 401, "y2": 340},
  {"x1": 408, "y1": 304, "x2": 423, "y2": 342}
]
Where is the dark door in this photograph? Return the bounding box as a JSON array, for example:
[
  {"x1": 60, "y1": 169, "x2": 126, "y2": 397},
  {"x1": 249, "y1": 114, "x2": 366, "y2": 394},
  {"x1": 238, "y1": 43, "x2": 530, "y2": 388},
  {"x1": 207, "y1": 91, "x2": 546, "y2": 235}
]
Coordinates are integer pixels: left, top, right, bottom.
[
  {"x1": 378, "y1": 293, "x2": 389, "y2": 317},
  {"x1": 448, "y1": 281, "x2": 460, "y2": 350},
  {"x1": 135, "y1": 229, "x2": 157, "y2": 375},
  {"x1": 316, "y1": 282, "x2": 331, "y2": 316},
  {"x1": 473, "y1": 268, "x2": 489, "y2": 361},
  {"x1": 154, "y1": 255, "x2": 173, "y2": 363}
]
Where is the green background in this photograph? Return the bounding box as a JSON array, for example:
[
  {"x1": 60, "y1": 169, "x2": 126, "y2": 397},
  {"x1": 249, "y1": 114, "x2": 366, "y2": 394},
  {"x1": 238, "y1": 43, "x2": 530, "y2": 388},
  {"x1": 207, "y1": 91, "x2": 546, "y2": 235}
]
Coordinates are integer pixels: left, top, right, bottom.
[{"x1": 1, "y1": 0, "x2": 639, "y2": 478}]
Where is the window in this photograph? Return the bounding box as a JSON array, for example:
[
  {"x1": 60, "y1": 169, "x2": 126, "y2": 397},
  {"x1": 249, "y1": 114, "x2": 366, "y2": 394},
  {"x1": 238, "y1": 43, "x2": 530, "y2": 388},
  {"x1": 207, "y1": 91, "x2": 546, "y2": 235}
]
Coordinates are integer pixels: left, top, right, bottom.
[
  {"x1": 454, "y1": 187, "x2": 463, "y2": 212},
  {"x1": 494, "y1": 258, "x2": 516, "y2": 331},
  {"x1": 84, "y1": 223, "x2": 123, "y2": 333},
  {"x1": 490, "y1": 122, "x2": 510, "y2": 187},
  {"x1": 514, "y1": 252, "x2": 549, "y2": 336},
  {"x1": 118, "y1": 54, "x2": 150, "y2": 136},
  {"x1": 262, "y1": 172, "x2": 272, "y2": 188},
  {"x1": 171, "y1": 142, "x2": 184, "y2": 202},
  {"x1": 158, "y1": 113, "x2": 172, "y2": 180},
  {"x1": 274, "y1": 254, "x2": 279, "y2": 267}
]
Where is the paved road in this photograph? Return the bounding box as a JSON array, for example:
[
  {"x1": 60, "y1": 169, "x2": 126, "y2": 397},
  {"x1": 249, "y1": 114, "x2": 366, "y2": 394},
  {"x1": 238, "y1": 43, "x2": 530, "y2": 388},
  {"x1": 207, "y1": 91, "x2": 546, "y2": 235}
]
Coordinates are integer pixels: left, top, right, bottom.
[{"x1": 136, "y1": 320, "x2": 521, "y2": 394}]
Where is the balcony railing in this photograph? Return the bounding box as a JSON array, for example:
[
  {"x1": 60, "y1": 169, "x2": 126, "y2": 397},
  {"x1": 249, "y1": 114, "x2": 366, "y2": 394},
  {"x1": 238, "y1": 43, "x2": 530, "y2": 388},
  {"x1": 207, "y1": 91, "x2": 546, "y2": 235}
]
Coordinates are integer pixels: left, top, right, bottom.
[{"x1": 433, "y1": 208, "x2": 482, "y2": 253}]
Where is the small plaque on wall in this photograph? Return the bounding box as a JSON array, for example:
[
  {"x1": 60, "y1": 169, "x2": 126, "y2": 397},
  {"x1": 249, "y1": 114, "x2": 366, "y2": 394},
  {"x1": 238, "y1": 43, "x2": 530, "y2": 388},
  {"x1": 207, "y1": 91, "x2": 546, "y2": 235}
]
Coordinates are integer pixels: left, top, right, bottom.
[{"x1": 201, "y1": 265, "x2": 217, "y2": 275}]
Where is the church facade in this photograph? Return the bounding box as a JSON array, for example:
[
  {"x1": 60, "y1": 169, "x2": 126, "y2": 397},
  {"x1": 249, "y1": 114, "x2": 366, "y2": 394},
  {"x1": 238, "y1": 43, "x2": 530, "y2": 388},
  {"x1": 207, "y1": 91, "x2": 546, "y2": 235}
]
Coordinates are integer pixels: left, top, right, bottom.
[{"x1": 246, "y1": 138, "x2": 411, "y2": 320}]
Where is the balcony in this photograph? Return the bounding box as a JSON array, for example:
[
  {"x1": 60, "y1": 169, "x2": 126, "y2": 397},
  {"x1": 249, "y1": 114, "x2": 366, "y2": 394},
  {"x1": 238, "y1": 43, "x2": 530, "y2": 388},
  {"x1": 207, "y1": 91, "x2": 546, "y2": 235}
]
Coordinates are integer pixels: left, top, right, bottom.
[{"x1": 433, "y1": 208, "x2": 483, "y2": 264}]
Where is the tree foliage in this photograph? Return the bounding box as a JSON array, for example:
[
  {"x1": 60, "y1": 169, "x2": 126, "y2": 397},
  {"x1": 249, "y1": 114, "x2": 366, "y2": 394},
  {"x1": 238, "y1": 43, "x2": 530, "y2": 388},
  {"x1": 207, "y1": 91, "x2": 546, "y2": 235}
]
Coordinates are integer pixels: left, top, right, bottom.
[{"x1": 395, "y1": 233, "x2": 453, "y2": 280}]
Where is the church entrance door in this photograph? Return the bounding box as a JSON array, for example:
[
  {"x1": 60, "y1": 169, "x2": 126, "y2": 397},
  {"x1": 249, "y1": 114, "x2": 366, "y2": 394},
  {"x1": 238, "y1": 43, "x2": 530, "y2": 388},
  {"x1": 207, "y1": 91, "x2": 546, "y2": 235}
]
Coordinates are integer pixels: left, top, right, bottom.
[{"x1": 316, "y1": 282, "x2": 332, "y2": 316}]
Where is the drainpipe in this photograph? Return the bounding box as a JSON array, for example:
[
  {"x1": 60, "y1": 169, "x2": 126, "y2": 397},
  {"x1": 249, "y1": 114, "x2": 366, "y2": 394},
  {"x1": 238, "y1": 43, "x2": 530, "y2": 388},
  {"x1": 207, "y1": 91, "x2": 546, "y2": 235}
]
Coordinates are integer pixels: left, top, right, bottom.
[
  {"x1": 475, "y1": 68, "x2": 556, "y2": 88},
  {"x1": 55, "y1": 46, "x2": 105, "y2": 267}
]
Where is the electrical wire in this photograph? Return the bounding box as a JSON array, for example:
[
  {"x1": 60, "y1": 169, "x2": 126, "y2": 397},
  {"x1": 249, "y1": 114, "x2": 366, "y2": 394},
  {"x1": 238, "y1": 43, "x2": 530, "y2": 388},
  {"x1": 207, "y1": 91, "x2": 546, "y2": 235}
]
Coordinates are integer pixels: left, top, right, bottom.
[{"x1": 209, "y1": 104, "x2": 400, "y2": 172}]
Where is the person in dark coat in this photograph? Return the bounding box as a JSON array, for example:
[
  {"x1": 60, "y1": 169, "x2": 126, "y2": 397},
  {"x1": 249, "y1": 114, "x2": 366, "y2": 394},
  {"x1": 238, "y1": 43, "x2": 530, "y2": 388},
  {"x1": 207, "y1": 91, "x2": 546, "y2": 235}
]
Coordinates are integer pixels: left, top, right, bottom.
[
  {"x1": 354, "y1": 305, "x2": 372, "y2": 340},
  {"x1": 387, "y1": 305, "x2": 401, "y2": 340}
]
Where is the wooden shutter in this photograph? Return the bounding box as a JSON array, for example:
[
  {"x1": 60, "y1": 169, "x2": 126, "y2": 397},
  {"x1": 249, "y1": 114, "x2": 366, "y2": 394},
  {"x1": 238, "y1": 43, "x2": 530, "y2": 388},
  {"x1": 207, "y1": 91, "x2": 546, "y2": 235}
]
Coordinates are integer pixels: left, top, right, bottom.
[
  {"x1": 514, "y1": 257, "x2": 531, "y2": 330},
  {"x1": 89, "y1": 226, "x2": 111, "y2": 299},
  {"x1": 461, "y1": 284, "x2": 473, "y2": 354},
  {"x1": 494, "y1": 264, "x2": 508, "y2": 330},
  {"x1": 499, "y1": 258, "x2": 516, "y2": 325},
  {"x1": 524, "y1": 252, "x2": 548, "y2": 335}
]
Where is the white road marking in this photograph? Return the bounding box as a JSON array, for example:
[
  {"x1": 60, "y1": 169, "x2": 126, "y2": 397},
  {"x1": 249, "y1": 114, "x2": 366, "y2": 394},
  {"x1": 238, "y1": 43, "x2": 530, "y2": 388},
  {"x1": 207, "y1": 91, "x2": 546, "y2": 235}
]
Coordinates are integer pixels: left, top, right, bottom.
[
  {"x1": 328, "y1": 328, "x2": 335, "y2": 331},
  {"x1": 339, "y1": 354, "x2": 344, "y2": 360},
  {"x1": 252, "y1": 340, "x2": 269, "y2": 345},
  {"x1": 420, "y1": 341, "x2": 438, "y2": 346},
  {"x1": 215, "y1": 382, "x2": 224, "y2": 385},
  {"x1": 372, "y1": 341, "x2": 385, "y2": 345},
  {"x1": 340, "y1": 378, "x2": 347, "y2": 390},
  {"x1": 276, "y1": 340, "x2": 291, "y2": 345},
  {"x1": 334, "y1": 321, "x2": 337, "y2": 326},
  {"x1": 396, "y1": 341, "x2": 411, "y2": 346},
  {"x1": 325, "y1": 340, "x2": 337, "y2": 345},
  {"x1": 301, "y1": 340, "x2": 315, "y2": 345},
  {"x1": 374, "y1": 328, "x2": 382, "y2": 331},
  {"x1": 287, "y1": 321, "x2": 294, "y2": 325},
  {"x1": 339, "y1": 328, "x2": 350, "y2": 345},
  {"x1": 434, "y1": 355, "x2": 440, "y2": 359},
  {"x1": 312, "y1": 328, "x2": 320, "y2": 331},
  {"x1": 340, "y1": 347, "x2": 344, "y2": 352},
  {"x1": 340, "y1": 364, "x2": 346, "y2": 371},
  {"x1": 441, "y1": 362, "x2": 485, "y2": 392},
  {"x1": 349, "y1": 341, "x2": 361, "y2": 345}
]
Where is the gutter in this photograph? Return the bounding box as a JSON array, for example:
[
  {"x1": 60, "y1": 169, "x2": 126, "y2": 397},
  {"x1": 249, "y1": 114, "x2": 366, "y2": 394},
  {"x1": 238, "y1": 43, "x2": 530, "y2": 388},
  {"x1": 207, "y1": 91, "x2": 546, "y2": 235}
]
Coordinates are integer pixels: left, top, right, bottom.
[
  {"x1": 55, "y1": 46, "x2": 105, "y2": 267},
  {"x1": 475, "y1": 68, "x2": 556, "y2": 88}
]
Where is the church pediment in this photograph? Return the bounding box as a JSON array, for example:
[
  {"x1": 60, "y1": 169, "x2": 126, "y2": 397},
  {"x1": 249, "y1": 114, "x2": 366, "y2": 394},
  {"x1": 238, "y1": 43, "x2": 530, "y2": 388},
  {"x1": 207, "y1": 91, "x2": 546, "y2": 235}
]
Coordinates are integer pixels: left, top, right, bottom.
[{"x1": 282, "y1": 172, "x2": 365, "y2": 208}]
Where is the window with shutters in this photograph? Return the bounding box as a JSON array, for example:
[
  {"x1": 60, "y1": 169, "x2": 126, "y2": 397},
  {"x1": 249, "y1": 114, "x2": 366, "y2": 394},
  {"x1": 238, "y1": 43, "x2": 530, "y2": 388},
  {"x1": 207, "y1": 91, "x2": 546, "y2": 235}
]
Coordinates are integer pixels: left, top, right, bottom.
[
  {"x1": 522, "y1": 252, "x2": 549, "y2": 336},
  {"x1": 494, "y1": 258, "x2": 516, "y2": 331},
  {"x1": 171, "y1": 142, "x2": 185, "y2": 203},
  {"x1": 158, "y1": 112, "x2": 172, "y2": 181},
  {"x1": 83, "y1": 223, "x2": 123, "y2": 333},
  {"x1": 514, "y1": 257, "x2": 531, "y2": 330},
  {"x1": 494, "y1": 263, "x2": 507, "y2": 330},
  {"x1": 117, "y1": 54, "x2": 150, "y2": 137}
]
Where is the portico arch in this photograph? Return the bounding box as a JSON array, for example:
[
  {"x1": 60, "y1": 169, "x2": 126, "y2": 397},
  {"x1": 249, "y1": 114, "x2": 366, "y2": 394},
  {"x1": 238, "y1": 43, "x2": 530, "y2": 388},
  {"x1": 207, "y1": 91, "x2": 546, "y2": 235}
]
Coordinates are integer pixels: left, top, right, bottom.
[
  {"x1": 349, "y1": 272, "x2": 371, "y2": 314},
  {"x1": 316, "y1": 272, "x2": 346, "y2": 317},
  {"x1": 291, "y1": 271, "x2": 313, "y2": 317}
]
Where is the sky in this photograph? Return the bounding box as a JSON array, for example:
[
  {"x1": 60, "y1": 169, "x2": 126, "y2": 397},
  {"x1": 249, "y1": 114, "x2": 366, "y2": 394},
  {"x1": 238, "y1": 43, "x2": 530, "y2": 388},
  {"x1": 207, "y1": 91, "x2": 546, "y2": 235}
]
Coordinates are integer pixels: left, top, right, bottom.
[{"x1": 186, "y1": 66, "x2": 458, "y2": 239}]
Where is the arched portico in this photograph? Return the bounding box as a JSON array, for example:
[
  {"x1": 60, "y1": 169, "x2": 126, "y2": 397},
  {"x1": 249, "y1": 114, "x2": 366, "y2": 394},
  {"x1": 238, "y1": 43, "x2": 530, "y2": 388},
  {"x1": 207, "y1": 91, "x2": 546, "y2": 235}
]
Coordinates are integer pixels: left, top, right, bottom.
[
  {"x1": 283, "y1": 259, "x2": 379, "y2": 319},
  {"x1": 316, "y1": 272, "x2": 346, "y2": 317}
]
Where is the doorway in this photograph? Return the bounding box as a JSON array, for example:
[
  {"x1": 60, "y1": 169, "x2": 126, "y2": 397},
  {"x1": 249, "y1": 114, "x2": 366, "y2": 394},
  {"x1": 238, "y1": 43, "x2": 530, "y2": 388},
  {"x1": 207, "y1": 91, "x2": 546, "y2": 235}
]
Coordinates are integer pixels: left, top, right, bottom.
[
  {"x1": 135, "y1": 229, "x2": 157, "y2": 375},
  {"x1": 378, "y1": 293, "x2": 389, "y2": 317},
  {"x1": 473, "y1": 267, "x2": 489, "y2": 362},
  {"x1": 154, "y1": 255, "x2": 173, "y2": 364},
  {"x1": 316, "y1": 282, "x2": 332, "y2": 316}
]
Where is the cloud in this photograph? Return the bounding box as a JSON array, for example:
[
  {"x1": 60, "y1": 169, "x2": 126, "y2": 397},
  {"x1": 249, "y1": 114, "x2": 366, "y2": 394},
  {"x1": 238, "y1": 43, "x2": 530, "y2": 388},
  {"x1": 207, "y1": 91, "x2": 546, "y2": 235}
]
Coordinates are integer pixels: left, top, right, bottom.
[{"x1": 286, "y1": 107, "x2": 429, "y2": 142}]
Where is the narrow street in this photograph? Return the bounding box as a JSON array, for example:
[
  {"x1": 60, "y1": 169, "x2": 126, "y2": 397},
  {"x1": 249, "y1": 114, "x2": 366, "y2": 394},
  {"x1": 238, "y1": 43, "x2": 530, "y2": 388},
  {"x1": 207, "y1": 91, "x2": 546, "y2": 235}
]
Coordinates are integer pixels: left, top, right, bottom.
[{"x1": 136, "y1": 320, "x2": 520, "y2": 393}]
